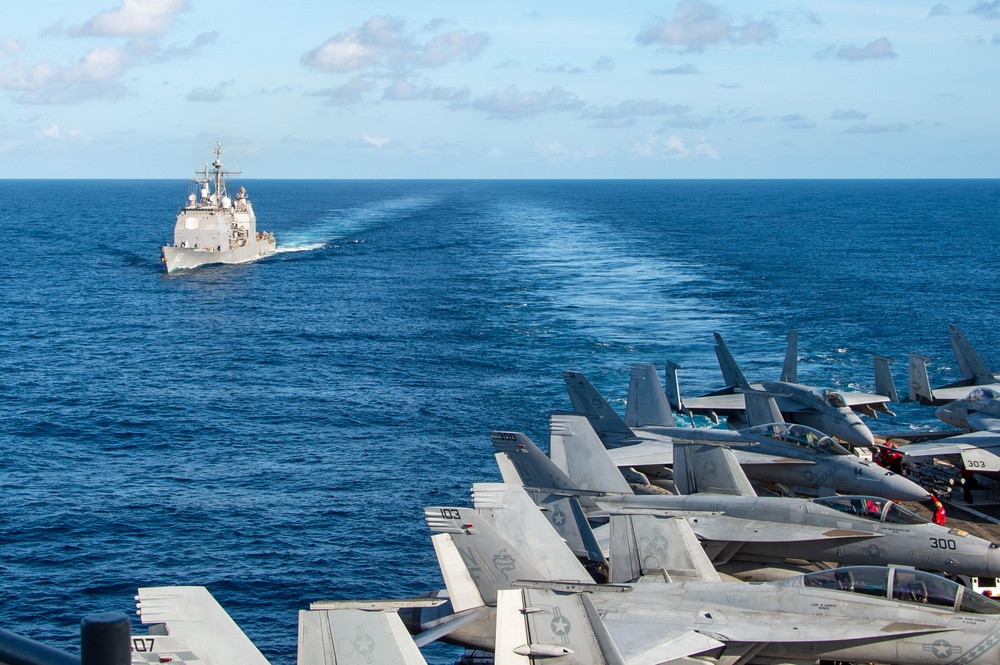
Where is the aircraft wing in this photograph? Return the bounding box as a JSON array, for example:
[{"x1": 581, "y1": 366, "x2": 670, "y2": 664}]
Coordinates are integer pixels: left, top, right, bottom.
[
  {"x1": 968, "y1": 411, "x2": 1000, "y2": 432},
  {"x1": 604, "y1": 613, "x2": 946, "y2": 664},
  {"x1": 682, "y1": 515, "x2": 878, "y2": 544},
  {"x1": 606, "y1": 441, "x2": 674, "y2": 467},
  {"x1": 135, "y1": 586, "x2": 270, "y2": 665},
  {"x1": 681, "y1": 615, "x2": 947, "y2": 644},
  {"x1": 606, "y1": 441, "x2": 809, "y2": 469},
  {"x1": 839, "y1": 391, "x2": 893, "y2": 408},
  {"x1": 900, "y1": 432, "x2": 1000, "y2": 472},
  {"x1": 678, "y1": 393, "x2": 747, "y2": 414}
]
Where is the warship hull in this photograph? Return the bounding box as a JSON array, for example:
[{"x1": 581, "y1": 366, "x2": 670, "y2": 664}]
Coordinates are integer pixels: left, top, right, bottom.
[
  {"x1": 162, "y1": 143, "x2": 276, "y2": 273},
  {"x1": 162, "y1": 237, "x2": 276, "y2": 272}
]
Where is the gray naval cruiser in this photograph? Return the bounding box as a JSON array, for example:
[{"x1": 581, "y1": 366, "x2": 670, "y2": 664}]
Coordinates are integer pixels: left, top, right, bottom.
[{"x1": 161, "y1": 142, "x2": 275, "y2": 272}]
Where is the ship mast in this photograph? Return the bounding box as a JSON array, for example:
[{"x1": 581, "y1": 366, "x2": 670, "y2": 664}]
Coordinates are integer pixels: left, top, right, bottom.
[{"x1": 196, "y1": 141, "x2": 241, "y2": 204}]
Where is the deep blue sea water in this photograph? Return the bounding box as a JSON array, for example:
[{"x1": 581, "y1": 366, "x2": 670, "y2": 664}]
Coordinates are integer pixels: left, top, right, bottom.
[{"x1": 1, "y1": 179, "x2": 998, "y2": 664}]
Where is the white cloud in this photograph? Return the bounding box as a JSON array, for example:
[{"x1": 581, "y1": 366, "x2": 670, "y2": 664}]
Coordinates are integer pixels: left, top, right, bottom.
[
  {"x1": 421, "y1": 29, "x2": 490, "y2": 67},
  {"x1": 825, "y1": 38, "x2": 897, "y2": 61},
  {"x1": 636, "y1": 0, "x2": 777, "y2": 52},
  {"x1": 778, "y1": 113, "x2": 816, "y2": 129},
  {"x1": 383, "y1": 79, "x2": 469, "y2": 102},
  {"x1": 307, "y1": 79, "x2": 374, "y2": 105},
  {"x1": 69, "y1": 0, "x2": 190, "y2": 37},
  {"x1": 0, "y1": 36, "x2": 25, "y2": 58},
  {"x1": 533, "y1": 140, "x2": 595, "y2": 161},
  {"x1": 580, "y1": 99, "x2": 689, "y2": 127},
  {"x1": 186, "y1": 80, "x2": 234, "y2": 102},
  {"x1": 37, "y1": 123, "x2": 59, "y2": 138},
  {"x1": 969, "y1": 1, "x2": 1000, "y2": 19},
  {"x1": 362, "y1": 134, "x2": 390, "y2": 148},
  {"x1": 630, "y1": 133, "x2": 720, "y2": 159},
  {"x1": 302, "y1": 16, "x2": 489, "y2": 75},
  {"x1": 649, "y1": 63, "x2": 701, "y2": 75},
  {"x1": 830, "y1": 108, "x2": 868, "y2": 120},
  {"x1": 466, "y1": 85, "x2": 585, "y2": 119},
  {"x1": 0, "y1": 32, "x2": 214, "y2": 104},
  {"x1": 842, "y1": 122, "x2": 909, "y2": 133}
]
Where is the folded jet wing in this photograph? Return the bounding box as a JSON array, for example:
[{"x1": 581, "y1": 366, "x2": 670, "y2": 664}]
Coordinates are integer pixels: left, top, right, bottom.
[
  {"x1": 900, "y1": 431, "x2": 1000, "y2": 473},
  {"x1": 134, "y1": 586, "x2": 270, "y2": 665}
]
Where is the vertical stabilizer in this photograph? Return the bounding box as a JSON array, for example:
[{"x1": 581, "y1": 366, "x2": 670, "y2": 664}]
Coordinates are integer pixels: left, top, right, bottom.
[
  {"x1": 873, "y1": 354, "x2": 899, "y2": 402},
  {"x1": 298, "y1": 608, "x2": 428, "y2": 665},
  {"x1": 562, "y1": 371, "x2": 635, "y2": 441},
  {"x1": 672, "y1": 441, "x2": 757, "y2": 498},
  {"x1": 742, "y1": 390, "x2": 785, "y2": 427},
  {"x1": 430, "y1": 533, "x2": 486, "y2": 612},
  {"x1": 949, "y1": 324, "x2": 995, "y2": 383},
  {"x1": 609, "y1": 515, "x2": 721, "y2": 583},
  {"x1": 625, "y1": 364, "x2": 677, "y2": 427},
  {"x1": 908, "y1": 353, "x2": 935, "y2": 404},
  {"x1": 713, "y1": 333, "x2": 751, "y2": 389},
  {"x1": 535, "y1": 493, "x2": 606, "y2": 564},
  {"x1": 549, "y1": 413, "x2": 634, "y2": 495},
  {"x1": 495, "y1": 589, "x2": 625, "y2": 665},
  {"x1": 780, "y1": 330, "x2": 799, "y2": 383},
  {"x1": 491, "y1": 431, "x2": 581, "y2": 494},
  {"x1": 425, "y1": 507, "x2": 546, "y2": 605},
  {"x1": 664, "y1": 361, "x2": 684, "y2": 411},
  {"x1": 471, "y1": 483, "x2": 592, "y2": 584}
]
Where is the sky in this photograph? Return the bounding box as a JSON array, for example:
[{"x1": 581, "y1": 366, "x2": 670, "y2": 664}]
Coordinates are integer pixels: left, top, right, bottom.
[{"x1": 1, "y1": 1, "x2": 999, "y2": 178}]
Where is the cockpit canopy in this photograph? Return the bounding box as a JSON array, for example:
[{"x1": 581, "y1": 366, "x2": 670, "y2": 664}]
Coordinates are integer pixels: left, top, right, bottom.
[
  {"x1": 800, "y1": 566, "x2": 1000, "y2": 614},
  {"x1": 743, "y1": 422, "x2": 851, "y2": 456},
  {"x1": 816, "y1": 388, "x2": 849, "y2": 409},
  {"x1": 967, "y1": 387, "x2": 1000, "y2": 402},
  {"x1": 812, "y1": 495, "x2": 928, "y2": 524}
]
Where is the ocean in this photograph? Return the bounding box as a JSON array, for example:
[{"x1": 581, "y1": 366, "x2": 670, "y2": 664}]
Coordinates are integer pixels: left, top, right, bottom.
[{"x1": 0, "y1": 179, "x2": 997, "y2": 664}]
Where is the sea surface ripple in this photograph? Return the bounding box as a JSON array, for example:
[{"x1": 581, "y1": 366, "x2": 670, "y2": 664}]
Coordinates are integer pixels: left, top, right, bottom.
[{"x1": 0, "y1": 179, "x2": 997, "y2": 664}]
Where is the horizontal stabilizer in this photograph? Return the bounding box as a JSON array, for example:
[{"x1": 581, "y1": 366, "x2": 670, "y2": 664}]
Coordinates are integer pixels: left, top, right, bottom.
[
  {"x1": 495, "y1": 588, "x2": 626, "y2": 665},
  {"x1": 430, "y1": 533, "x2": 486, "y2": 613},
  {"x1": 136, "y1": 586, "x2": 270, "y2": 665},
  {"x1": 298, "y1": 608, "x2": 427, "y2": 665}
]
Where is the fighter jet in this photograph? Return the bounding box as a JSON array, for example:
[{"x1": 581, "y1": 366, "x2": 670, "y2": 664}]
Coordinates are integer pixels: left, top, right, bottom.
[
  {"x1": 673, "y1": 331, "x2": 891, "y2": 448},
  {"x1": 908, "y1": 324, "x2": 1000, "y2": 405},
  {"x1": 564, "y1": 365, "x2": 930, "y2": 500},
  {"x1": 492, "y1": 416, "x2": 1000, "y2": 581},
  {"x1": 417, "y1": 485, "x2": 1000, "y2": 665},
  {"x1": 900, "y1": 390, "x2": 1000, "y2": 476}
]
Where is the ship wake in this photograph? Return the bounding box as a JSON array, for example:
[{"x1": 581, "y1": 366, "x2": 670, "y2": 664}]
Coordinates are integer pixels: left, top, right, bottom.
[{"x1": 276, "y1": 195, "x2": 436, "y2": 253}]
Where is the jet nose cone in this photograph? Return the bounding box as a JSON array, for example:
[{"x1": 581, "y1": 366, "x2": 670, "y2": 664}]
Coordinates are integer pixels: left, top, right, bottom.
[
  {"x1": 986, "y1": 544, "x2": 1000, "y2": 577},
  {"x1": 841, "y1": 418, "x2": 875, "y2": 449},
  {"x1": 880, "y1": 471, "x2": 932, "y2": 502},
  {"x1": 936, "y1": 404, "x2": 963, "y2": 428}
]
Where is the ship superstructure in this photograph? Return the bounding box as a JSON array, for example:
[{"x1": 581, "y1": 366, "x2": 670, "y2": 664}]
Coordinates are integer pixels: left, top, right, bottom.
[{"x1": 161, "y1": 142, "x2": 275, "y2": 272}]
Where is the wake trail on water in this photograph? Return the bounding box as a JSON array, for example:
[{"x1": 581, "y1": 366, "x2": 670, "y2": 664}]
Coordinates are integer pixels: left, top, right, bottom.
[{"x1": 276, "y1": 195, "x2": 438, "y2": 253}]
